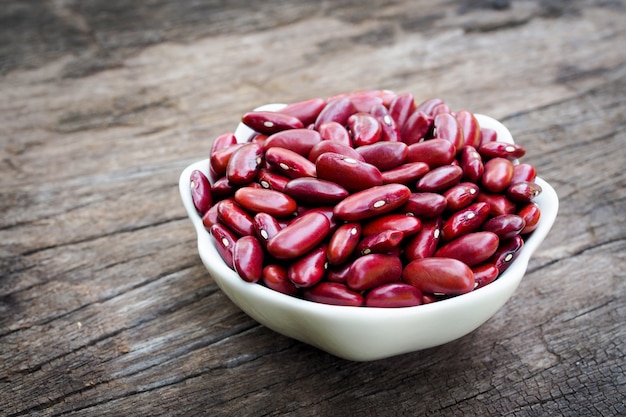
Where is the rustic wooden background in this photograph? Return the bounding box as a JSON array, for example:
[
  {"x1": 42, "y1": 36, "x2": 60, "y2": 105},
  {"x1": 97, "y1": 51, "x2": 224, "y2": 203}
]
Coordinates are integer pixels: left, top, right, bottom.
[{"x1": 1, "y1": 0, "x2": 625, "y2": 415}]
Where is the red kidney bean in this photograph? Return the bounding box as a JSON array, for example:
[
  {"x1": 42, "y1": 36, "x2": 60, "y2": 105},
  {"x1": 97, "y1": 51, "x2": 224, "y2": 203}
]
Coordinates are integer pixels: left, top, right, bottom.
[
  {"x1": 430, "y1": 102, "x2": 452, "y2": 117},
  {"x1": 209, "y1": 223, "x2": 237, "y2": 269},
  {"x1": 263, "y1": 128, "x2": 322, "y2": 156},
  {"x1": 401, "y1": 111, "x2": 434, "y2": 145},
  {"x1": 347, "y1": 253, "x2": 403, "y2": 291},
  {"x1": 211, "y1": 132, "x2": 238, "y2": 155},
  {"x1": 253, "y1": 212, "x2": 282, "y2": 245},
  {"x1": 404, "y1": 217, "x2": 442, "y2": 261},
  {"x1": 210, "y1": 143, "x2": 246, "y2": 180},
  {"x1": 476, "y1": 191, "x2": 517, "y2": 216},
  {"x1": 479, "y1": 127, "x2": 498, "y2": 145},
  {"x1": 211, "y1": 176, "x2": 236, "y2": 200},
  {"x1": 315, "y1": 152, "x2": 383, "y2": 193},
  {"x1": 326, "y1": 263, "x2": 352, "y2": 283},
  {"x1": 234, "y1": 187, "x2": 297, "y2": 218},
  {"x1": 389, "y1": 92, "x2": 416, "y2": 129},
  {"x1": 248, "y1": 132, "x2": 269, "y2": 145},
  {"x1": 459, "y1": 145, "x2": 484, "y2": 183},
  {"x1": 472, "y1": 263, "x2": 499, "y2": 289},
  {"x1": 202, "y1": 204, "x2": 220, "y2": 230},
  {"x1": 402, "y1": 257, "x2": 475, "y2": 295},
  {"x1": 482, "y1": 157, "x2": 514, "y2": 193},
  {"x1": 265, "y1": 147, "x2": 317, "y2": 179},
  {"x1": 362, "y1": 213, "x2": 421, "y2": 237},
  {"x1": 518, "y1": 202, "x2": 541, "y2": 234},
  {"x1": 482, "y1": 214, "x2": 526, "y2": 239},
  {"x1": 365, "y1": 283, "x2": 423, "y2": 308},
  {"x1": 455, "y1": 110, "x2": 481, "y2": 148},
  {"x1": 435, "y1": 231, "x2": 499, "y2": 267},
  {"x1": 257, "y1": 168, "x2": 289, "y2": 192},
  {"x1": 416, "y1": 164, "x2": 463, "y2": 192},
  {"x1": 507, "y1": 181, "x2": 542, "y2": 203},
  {"x1": 277, "y1": 97, "x2": 326, "y2": 126},
  {"x1": 441, "y1": 201, "x2": 491, "y2": 241},
  {"x1": 416, "y1": 97, "x2": 444, "y2": 116},
  {"x1": 318, "y1": 121, "x2": 352, "y2": 146},
  {"x1": 371, "y1": 103, "x2": 401, "y2": 142},
  {"x1": 357, "y1": 230, "x2": 404, "y2": 255},
  {"x1": 233, "y1": 235, "x2": 264, "y2": 283},
  {"x1": 302, "y1": 282, "x2": 364, "y2": 306},
  {"x1": 266, "y1": 212, "x2": 331, "y2": 259},
  {"x1": 314, "y1": 96, "x2": 357, "y2": 130},
  {"x1": 443, "y1": 182, "x2": 479, "y2": 211},
  {"x1": 262, "y1": 264, "x2": 299, "y2": 296},
  {"x1": 288, "y1": 244, "x2": 328, "y2": 288},
  {"x1": 300, "y1": 206, "x2": 339, "y2": 234},
  {"x1": 512, "y1": 163, "x2": 537, "y2": 184},
  {"x1": 216, "y1": 199, "x2": 255, "y2": 237},
  {"x1": 347, "y1": 113, "x2": 382, "y2": 146},
  {"x1": 382, "y1": 162, "x2": 430, "y2": 185},
  {"x1": 190, "y1": 170, "x2": 212, "y2": 215},
  {"x1": 479, "y1": 141, "x2": 526, "y2": 160},
  {"x1": 348, "y1": 91, "x2": 384, "y2": 112},
  {"x1": 333, "y1": 184, "x2": 412, "y2": 222},
  {"x1": 226, "y1": 143, "x2": 264, "y2": 186},
  {"x1": 406, "y1": 139, "x2": 456, "y2": 168},
  {"x1": 283, "y1": 177, "x2": 349, "y2": 206},
  {"x1": 356, "y1": 141, "x2": 408, "y2": 171},
  {"x1": 489, "y1": 235, "x2": 524, "y2": 274},
  {"x1": 434, "y1": 113, "x2": 464, "y2": 151},
  {"x1": 327, "y1": 222, "x2": 361, "y2": 265},
  {"x1": 308, "y1": 140, "x2": 364, "y2": 163},
  {"x1": 242, "y1": 110, "x2": 304, "y2": 134},
  {"x1": 402, "y1": 192, "x2": 447, "y2": 218}
]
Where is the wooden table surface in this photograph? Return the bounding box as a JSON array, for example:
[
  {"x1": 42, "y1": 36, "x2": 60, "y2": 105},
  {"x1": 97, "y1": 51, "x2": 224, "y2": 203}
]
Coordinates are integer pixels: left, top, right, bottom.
[{"x1": 1, "y1": 1, "x2": 625, "y2": 415}]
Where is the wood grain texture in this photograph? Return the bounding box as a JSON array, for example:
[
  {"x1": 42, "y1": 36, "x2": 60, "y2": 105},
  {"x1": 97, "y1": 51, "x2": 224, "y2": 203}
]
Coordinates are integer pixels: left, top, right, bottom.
[{"x1": 1, "y1": 0, "x2": 625, "y2": 415}]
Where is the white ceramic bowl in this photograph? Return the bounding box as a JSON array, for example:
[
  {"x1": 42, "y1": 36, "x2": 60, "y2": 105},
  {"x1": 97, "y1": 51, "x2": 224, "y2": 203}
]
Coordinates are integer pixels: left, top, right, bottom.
[{"x1": 179, "y1": 105, "x2": 558, "y2": 361}]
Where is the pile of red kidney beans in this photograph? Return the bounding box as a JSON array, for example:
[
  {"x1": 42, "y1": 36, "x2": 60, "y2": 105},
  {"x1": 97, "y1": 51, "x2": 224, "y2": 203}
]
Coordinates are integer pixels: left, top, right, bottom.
[{"x1": 190, "y1": 90, "x2": 542, "y2": 308}]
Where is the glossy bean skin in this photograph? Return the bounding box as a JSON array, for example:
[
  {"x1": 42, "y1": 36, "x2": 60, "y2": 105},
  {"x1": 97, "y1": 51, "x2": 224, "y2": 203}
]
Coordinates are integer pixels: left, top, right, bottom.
[
  {"x1": 190, "y1": 170, "x2": 212, "y2": 215},
  {"x1": 316, "y1": 152, "x2": 383, "y2": 193},
  {"x1": 318, "y1": 121, "x2": 352, "y2": 146},
  {"x1": 489, "y1": 235, "x2": 524, "y2": 274},
  {"x1": 507, "y1": 181, "x2": 542, "y2": 203},
  {"x1": 406, "y1": 139, "x2": 456, "y2": 168},
  {"x1": 265, "y1": 147, "x2": 317, "y2": 179},
  {"x1": 402, "y1": 257, "x2": 475, "y2": 295},
  {"x1": 288, "y1": 244, "x2": 328, "y2": 288},
  {"x1": 371, "y1": 103, "x2": 401, "y2": 142},
  {"x1": 333, "y1": 184, "x2": 412, "y2": 222},
  {"x1": 459, "y1": 145, "x2": 484, "y2": 183},
  {"x1": 209, "y1": 223, "x2": 237, "y2": 269},
  {"x1": 241, "y1": 110, "x2": 304, "y2": 134},
  {"x1": 476, "y1": 192, "x2": 517, "y2": 216},
  {"x1": 479, "y1": 141, "x2": 526, "y2": 160},
  {"x1": 210, "y1": 134, "x2": 239, "y2": 180},
  {"x1": 216, "y1": 199, "x2": 255, "y2": 237},
  {"x1": 277, "y1": 97, "x2": 326, "y2": 126},
  {"x1": 416, "y1": 165, "x2": 463, "y2": 192},
  {"x1": 326, "y1": 263, "x2": 352, "y2": 283},
  {"x1": 482, "y1": 157, "x2": 514, "y2": 193},
  {"x1": 434, "y1": 113, "x2": 464, "y2": 150},
  {"x1": 416, "y1": 97, "x2": 444, "y2": 116},
  {"x1": 314, "y1": 97, "x2": 357, "y2": 130},
  {"x1": 253, "y1": 212, "x2": 282, "y2": 245},
  {"x1": 348, "y1": 113, "x2": 382, "y2": 146},
  {"x1": 283, "y1": 177, "x2": 349, "y2": 206},
  {"x1": 357, "y1": 230, "x2": 404, "y2": 255},
  {"x1": 401, "y1": 111, "x2": 433, "y2": 145},
  {"x1": 226, "y1": 143, "x2": 264, "y2": 186},
  {"x1": 435, "y1": 231, "x2": 499, "y2": 267},
  {"x1": 389, "y1": 92, "x2": 416, "y2": 129},
  {"x1": 455, "y1": 110, "x2": 481, "y2": 148},
  {"x1": 327, "y1": 223, "x2": 362, "y2": 265},
  {"x1": 365, "y1": 283, "x2": 423, "y2": 308},
  {"x1": 302, "y1": 282, "x2": 364, "y2": 306},
  {"x1": 356, "y1": 141, "x2": 408, "y2": 171},
  {"x1": 300, "y1": 206, "x2": 339, "y2": 234},
  {"x1": 512, "y1": 163, "x2": 537, "y2": 184},
  {"x1": 257, "y1": 169, "x2": 289, "y2": 192},
  {"x1": 233, "y1": 235, "x2": 265, "y2": 283},
  {"x1": 479, "y1": 127, "x2": 498, "y2": 145},
  {"x1": 430, "y1": 102, "x2": 451, "y2": 117},
  {"x1": 308, "y1": 140, "x2": 364, "y2": 163},
  {"x1": 348, "y1": 91, "x2": 384, "y2": 113},
  {"x1": 362, "y1": 213, "x2": 421, "y2": 237},
  {"x1": 381, "y1": 162, "x2": 430, "y2": 185},
  {"x1": 263, "y1": 128, "x2": 322, "y2": 156},
  {"x1": 202, "y1": 204, "x2": 220, "y2": 230},
  {"x1": 518, "y1": 202, "x2": 541, "y2": 234},
  {"x1": 443, "y1": 182, "x2": 479, "y2": 211},
  {"x1": 404, "y1": 217, "x2": 442, "y2": 261},
  {"x1": 211, "y1": 144, "x2": 247, "y2": 180},
  {"x1": 234, "y1": 187, "x2": 297, "y2": 218},
  {"x1": 441, "y1": 201, "x2": 491, "y2": 241},
  {"x1": 482, "y1": 214, "x2": 526, "y2": 239},
  {"x1": 472, "y1": 263, "x2": 499, "y2": 289},
  {"x1": 266, "y1": 212, "x2": 331, "y2": 259},
  {"x1": 347, "y1": 253, "x2": 403, "y2": 291},
  {"x1": 402, "y1": 192, "x2": 447, "y2": 218},
  {"x1": 211, "y1": 176, "x2": 236, "y2": 200},
  {"x1": 263, "y1": 264, "x2": 299, "y2": 296}
]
